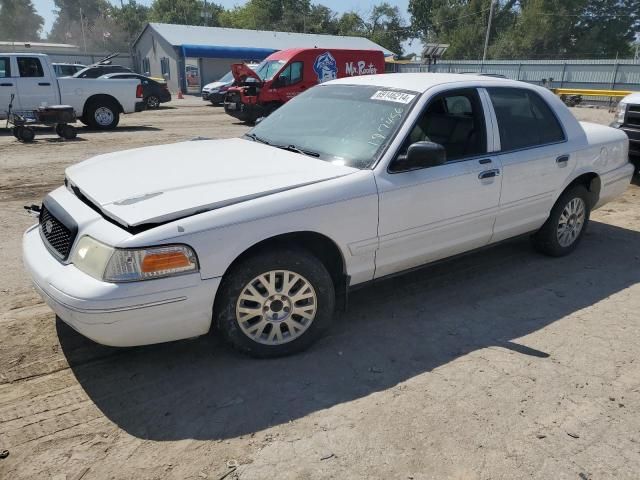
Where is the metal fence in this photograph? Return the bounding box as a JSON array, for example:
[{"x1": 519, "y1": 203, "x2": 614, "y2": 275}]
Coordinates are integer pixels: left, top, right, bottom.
[{"x1": 396, "y1": 59, "x2": 640, "y2": 92}]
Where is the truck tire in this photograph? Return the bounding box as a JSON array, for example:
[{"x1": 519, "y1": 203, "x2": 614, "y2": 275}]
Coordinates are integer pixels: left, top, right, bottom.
[
  {"x1": 532, "y1": 185, "x2": 591, "y2": 257},
  {"x1": 214, "y1": 247, "x2": 335, "y2": 358},
  {"x1": 85, "y1": 99, "x2": 120, "y2": 130}
]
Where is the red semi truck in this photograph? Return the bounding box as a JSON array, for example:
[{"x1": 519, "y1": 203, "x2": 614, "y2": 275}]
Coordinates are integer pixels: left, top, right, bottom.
[{"x1": 223, "y1": 48, "x2": 386, "y2": 123}]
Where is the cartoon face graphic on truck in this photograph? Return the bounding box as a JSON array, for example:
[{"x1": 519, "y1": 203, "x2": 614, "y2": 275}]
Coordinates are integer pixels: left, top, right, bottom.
[{"x1": 313, "y1": 52, "x2": 338, "y2": 83}]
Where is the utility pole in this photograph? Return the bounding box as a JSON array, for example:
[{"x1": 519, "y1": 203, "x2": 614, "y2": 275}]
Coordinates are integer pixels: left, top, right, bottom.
[
  {"x1": 80, "y1": 7, "x2": 87, "y2": 52},
  {"x1": 482, "y1": 0, "x2": 497, "y2": 62}
]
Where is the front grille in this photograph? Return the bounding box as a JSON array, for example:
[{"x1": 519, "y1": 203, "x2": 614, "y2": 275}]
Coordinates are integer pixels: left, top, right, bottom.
[{"x1": 39, "y1": 205, "x2": 75, "y2": 260}]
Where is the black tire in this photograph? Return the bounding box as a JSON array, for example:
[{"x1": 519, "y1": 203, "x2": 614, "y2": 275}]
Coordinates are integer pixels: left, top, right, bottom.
[
  {"x1": 146, "y1": 95, "x2": 160, "y2": 109},
  {"x1": 55, "y1": 124, "x2": 65, "y2": 137},
  {"x1": 12, "y1": 126, "x2": 20, "y2": 138},
  {"x1": 85, "y1": 100, "x2": 120, "y2": 130},
  {"x1": 19, "y1": 126, "x2": 35, "y2": 143},
  {"x1": 79, "y1": 116, "x2": 90, "y2": 127},
  {"x1": 214, "y1": 248, "x2": 335, "y2": 358},
  {"x1": 61, "y1": 124, "x2": 77, "y2": 140},
  {"x1": 532, "y1": 185, "x2": 591, "y2": 257}
]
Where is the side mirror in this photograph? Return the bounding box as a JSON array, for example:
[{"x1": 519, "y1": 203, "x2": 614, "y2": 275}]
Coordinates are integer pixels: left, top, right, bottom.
[{"x1": 393, "y1": 141, "x2": 446, "y2": 172}]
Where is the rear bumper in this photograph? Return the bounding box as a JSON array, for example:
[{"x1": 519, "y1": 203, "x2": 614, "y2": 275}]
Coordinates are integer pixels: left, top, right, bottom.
[
  {"x1": 594, "y1": 162, "x2": 635, "y2": 209},
  {"x1": 23, "y1": 224, "x2": 220, "y2": 347},
  {"x1": 134, "y1": 101, "x2": 146, "y2": 112}
]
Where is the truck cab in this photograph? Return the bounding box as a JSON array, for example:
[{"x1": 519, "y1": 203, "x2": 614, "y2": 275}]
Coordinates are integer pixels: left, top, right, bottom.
[
  {"x1": 611, "y1": 92, "x2": 640, "y2": 173},
  {"x1": 224, "y1": 48, "x2": 385, "y2": 123}
]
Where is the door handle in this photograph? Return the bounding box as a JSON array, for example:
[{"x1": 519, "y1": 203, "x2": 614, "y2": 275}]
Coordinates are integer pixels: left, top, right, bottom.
[
  {"x1": 479, "y1": 158, "x2": 492, "y2": 164},
  {"x1": 556, "y1": 155, "x2": 569, "y2": 165},
  {"x1": 38, "y1": 82, "x2": 51, "y2": 86},
  {"x1": 0, "y1": 82, "x2": 13, "y2": 87},
  {"x1": 478, "y1": 169, "x2": 500, "y2": 180}
]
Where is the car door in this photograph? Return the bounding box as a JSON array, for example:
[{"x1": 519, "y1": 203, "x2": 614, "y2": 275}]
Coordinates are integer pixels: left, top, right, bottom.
[
  {"x1": 273, "y1": 61, "x2": 305, "y2": 103},
  {"x1": 0, "y1": 56, "x2": 19, "y2": 116},
  {"x1": 374, "y1": 88, "x2": 503, "y2": 278},
  {"x1": 15, "y1": 56, "x2": 58, "y2": 111},
  {"x1": 483, "y1": 87, "x2": 572, "y2": 242}
]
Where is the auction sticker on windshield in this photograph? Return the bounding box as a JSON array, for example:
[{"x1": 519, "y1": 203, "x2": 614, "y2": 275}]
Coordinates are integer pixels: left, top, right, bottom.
[{"x1": 371, "y1": 90, "x2": 417, "y2": 104}]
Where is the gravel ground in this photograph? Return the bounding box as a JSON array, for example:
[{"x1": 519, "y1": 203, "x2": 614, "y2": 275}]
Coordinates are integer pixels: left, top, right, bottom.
[{"x1": 1, "y1": 98, "x2": 639, "y2": 480}]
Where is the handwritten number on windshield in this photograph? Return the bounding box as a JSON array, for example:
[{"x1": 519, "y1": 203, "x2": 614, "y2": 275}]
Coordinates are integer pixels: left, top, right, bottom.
[{"x1": 368, "y1": 107, "x2": 404, "y2": 147}]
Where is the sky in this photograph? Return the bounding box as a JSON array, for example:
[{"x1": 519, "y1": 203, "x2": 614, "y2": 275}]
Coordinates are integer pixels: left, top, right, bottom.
[{"x1": 31, "y1": 0, "x2": 422, "y2": 54}]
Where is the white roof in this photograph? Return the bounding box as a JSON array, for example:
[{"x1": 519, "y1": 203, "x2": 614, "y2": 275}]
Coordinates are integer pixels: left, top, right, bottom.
[
  {"x1": 330, "y1": 72, "x2": 520, "y2": 92},
  {"x1": 142, "y1": 23, "x2": 393, "y2": 56}
]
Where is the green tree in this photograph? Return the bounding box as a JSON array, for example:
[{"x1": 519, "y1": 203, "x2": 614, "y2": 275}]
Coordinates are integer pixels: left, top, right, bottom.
[
  {"x1": 49, "y1": 0, "x2": 109, "y2": 42},
  {"x1": 366, "y1": 3, "x2": 409, "y2": 54},
  {"x1": 111, "y1": 0, "x2": 150, "y2": 43},
  {"x1": 0, "y1": 0, "x2": 44, "y2": 41},
  {"x1": 409, "y1": 0, "x2": 639, "y2": 59},
  {"x1": 572, "y1": 0, "x2": 638, "y2": 57},
  {"x1": 150, "y1": 0, "x2": 223, "y2": 26}
]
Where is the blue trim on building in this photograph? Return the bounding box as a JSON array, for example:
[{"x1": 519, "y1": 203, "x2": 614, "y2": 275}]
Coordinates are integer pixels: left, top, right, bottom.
[{"x1": 180, "y1": 45, "x2": 277, "y2": 59}]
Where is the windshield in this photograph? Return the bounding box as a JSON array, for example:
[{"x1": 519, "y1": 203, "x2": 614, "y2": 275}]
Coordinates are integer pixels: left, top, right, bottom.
[
  {"x1": 249, "y1": 84, "x2": 419, "y2": 169},
  {"x1": 218, "y1": 71, "x2": 233, "y2": 83},
  {"x1": 255, "y1": 60, "x2": 285, "y2": 81}
]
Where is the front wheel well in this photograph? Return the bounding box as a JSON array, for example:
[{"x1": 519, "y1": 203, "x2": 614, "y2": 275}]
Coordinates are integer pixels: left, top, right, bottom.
[
  {"x1": 218, "y1": 231, "x2": 348, "y2": 308},
  {"x1": 563, "y1": 172, "x2": 601, "y2": 208}
]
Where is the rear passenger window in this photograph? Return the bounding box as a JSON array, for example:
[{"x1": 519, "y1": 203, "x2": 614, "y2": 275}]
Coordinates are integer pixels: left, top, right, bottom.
[
  {"x1": 17, "y1": 57, "x2": 44, "y2": 77},
  {"x1": 487, "y1": 88, "x2": 565, "y2": 151},
  {"x1": 0, "y1": 57, "x2": 11, "y2": 78}
]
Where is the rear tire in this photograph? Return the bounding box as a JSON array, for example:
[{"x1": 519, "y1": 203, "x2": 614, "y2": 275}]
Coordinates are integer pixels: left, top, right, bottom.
[
  {"x1": 214, "y1": 248, "x2": 335, "y2": 358},
  {"x1": 532, "y1": 185, "x2": 591, "y2": 256},
  {"x1": 85, "y1": 100, "x2": 120, "y2": 130},
  {"x1": 146, "y1": 95, "x2": 160, "y2": 109}
]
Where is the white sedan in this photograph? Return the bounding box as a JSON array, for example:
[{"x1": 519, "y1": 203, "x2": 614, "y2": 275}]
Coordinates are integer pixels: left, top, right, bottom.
[{"x1": 23, "y1": 73, "x2": 634, "y2": 357}]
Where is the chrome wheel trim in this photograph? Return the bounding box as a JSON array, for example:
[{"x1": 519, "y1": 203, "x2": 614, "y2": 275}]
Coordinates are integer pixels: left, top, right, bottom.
[
  {"x1": 94, "y1": 106, "x2": 114, "y2": 126},
  {"x1": 236, "y1": 270, "x2": 317, "y2": 345},
  {"x1": 147, "y1": 96, "x2": 159, "y2": 108},
  {"x1": 557, "y1": 197, "x2": 586, "y2": 247}
]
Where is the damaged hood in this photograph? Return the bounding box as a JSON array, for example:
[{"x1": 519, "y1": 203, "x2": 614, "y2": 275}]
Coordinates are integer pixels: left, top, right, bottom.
[
  {"x1": 65, "y1": 138, "x2": 357, "y2": 228},
  {"x1": 231, "y1": 63, "x2": 262, "y2": 84}
]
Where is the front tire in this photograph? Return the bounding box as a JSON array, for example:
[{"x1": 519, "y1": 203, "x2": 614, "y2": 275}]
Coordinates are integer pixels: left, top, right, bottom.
[
  {"x1": 533, "y1": 185, "x2": 591, "y2": 256},
  {"x1": 214, "y1": 248, "x2": 335, "y2": 358},
  {"x1": 85, "y1": 100, "x2": 120, "y2": 130}
]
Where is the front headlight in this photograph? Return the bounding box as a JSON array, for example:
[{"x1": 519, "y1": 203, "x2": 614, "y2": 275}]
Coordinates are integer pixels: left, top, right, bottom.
[
  {"x1": 71, "y1": 236, "x2": 114, "y2": 280},
  {"x1": 71, "y1": 237, "x2": 199, "y2": 282},
  {"x1": 616, "y1": 102, "x2": 627, "y2": 123}
]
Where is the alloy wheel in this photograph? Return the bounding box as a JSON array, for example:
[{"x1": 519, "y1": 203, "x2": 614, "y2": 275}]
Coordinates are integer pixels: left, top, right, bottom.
[{"x1": 235, "y1": 270, "x2": 317, "y2": 345}]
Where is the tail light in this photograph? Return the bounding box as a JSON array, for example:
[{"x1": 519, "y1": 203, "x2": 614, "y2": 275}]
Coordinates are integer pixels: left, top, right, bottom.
[{"x1": 136, "y1": 84, "x2": 143, "y2": 98}]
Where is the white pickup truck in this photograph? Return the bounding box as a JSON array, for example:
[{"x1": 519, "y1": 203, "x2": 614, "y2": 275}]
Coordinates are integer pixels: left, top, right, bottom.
[
  {"x1": 23, "y1": 73, "x2": 634, "y2": 358},
  {"x1": 0, "y1": 53, "x2": 145, "y2": 129}
]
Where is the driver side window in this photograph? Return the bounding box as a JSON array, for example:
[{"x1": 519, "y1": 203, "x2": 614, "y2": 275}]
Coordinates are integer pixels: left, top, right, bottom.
[{"x1": 399, "y1": 88, "x2": 487, "y2": 164}]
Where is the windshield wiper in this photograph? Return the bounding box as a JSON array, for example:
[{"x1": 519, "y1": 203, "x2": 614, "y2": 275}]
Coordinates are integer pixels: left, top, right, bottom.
[
  {"x1": 276, "y1": 144, "x2": 320, "y2": 158},
  {"x1": 244, "y1": 132, "x2": 270, "y2": 144},
  {"x1": 245, "y1": 134, "x2": 320, "y2": 158}
]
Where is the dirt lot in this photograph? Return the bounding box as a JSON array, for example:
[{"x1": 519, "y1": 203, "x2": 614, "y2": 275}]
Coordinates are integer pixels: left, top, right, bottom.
[{"x1": 1, "y1": 99, "x2": 639, "y2": 480}]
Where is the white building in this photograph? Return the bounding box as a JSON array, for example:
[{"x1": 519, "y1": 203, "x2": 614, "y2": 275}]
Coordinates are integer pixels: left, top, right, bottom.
[{"x1": 132, "y1": 23, "x2": 392, "y2": 93}]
